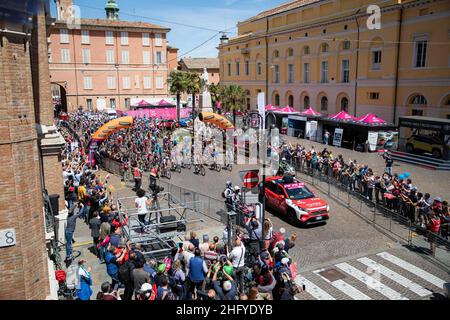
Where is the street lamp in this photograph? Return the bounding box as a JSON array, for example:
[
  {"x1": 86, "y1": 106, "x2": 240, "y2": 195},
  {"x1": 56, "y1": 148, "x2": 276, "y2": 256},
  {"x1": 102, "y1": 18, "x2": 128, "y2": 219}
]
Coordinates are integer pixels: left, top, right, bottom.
[{"x1": 244, "y1": 112, "x2": 267, "y2": 245}]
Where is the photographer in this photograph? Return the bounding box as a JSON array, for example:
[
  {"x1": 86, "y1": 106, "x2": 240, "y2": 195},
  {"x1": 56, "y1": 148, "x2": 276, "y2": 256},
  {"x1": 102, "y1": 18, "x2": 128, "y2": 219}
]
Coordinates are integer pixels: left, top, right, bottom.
[
  {"x1": 245, "y1": 216, "x2": 263, "y2": 256},
  {"x1": 227, "y1": 237, "x2": 246, "y2": 294},
  {"x1": 135, "y1": 189, "x2": 151, "y2": 230}
]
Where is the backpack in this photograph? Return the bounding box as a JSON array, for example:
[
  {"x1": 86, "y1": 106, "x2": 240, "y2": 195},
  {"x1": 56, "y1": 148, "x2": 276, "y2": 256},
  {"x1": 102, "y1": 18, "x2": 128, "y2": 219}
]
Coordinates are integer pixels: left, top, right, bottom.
[
  {"x1": 118, "y1": 260, "x2": 131, "y2": 284},
  {"x1": 160, "y1": 288, "x2": 175, "y2": 301}
]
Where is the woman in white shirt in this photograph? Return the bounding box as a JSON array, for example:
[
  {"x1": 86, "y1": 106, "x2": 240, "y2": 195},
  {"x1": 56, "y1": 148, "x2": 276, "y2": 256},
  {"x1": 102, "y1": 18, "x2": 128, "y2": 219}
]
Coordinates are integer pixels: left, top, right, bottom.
[{"x1": 135, "y1": 189, "x2": 151, "y2": 231}]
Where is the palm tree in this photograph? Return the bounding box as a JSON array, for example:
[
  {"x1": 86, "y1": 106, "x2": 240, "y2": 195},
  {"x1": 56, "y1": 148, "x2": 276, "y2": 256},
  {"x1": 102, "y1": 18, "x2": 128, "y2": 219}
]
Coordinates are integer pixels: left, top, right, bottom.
[
  {"x1": 168, "y1": 71, "x2": 189, "y2": 120},
  {"x1": 209, "y1": 83, "x2": 222, "y2": 112},
  {"x1": 185, "y1": 72, "x2": 202, "y2": 118},
  {"x1": 222, "y1": 84, "x2": 246, "y2": 126}
]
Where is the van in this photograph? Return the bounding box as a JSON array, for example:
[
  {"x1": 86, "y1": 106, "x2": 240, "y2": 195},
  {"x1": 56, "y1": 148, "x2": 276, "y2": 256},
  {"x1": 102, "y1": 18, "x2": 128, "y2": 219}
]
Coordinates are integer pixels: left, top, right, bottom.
[{"x1": 105, "y1": 109, "x2": 117, "y2": 119}]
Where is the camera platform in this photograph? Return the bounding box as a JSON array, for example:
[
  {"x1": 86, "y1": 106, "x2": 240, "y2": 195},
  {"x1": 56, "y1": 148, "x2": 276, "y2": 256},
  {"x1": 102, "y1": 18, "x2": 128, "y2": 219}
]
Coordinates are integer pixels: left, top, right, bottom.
[{"x1": 116, "y1": 191, "x2": 203, "y2": 260}]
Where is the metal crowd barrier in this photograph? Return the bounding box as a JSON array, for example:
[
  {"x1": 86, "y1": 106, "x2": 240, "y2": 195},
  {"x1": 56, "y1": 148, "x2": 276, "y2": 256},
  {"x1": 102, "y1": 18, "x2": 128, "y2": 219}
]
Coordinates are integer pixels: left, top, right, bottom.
[{"x1": 288, "y1": 159, "x2": 450, "y2": 268}]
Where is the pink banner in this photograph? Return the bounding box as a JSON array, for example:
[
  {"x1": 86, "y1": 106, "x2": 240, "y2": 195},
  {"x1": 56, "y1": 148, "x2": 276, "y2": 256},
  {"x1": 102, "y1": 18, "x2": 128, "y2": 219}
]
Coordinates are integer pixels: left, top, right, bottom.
[{"x1": 126, "y1": 108, "x2": 190, "y2": 120}]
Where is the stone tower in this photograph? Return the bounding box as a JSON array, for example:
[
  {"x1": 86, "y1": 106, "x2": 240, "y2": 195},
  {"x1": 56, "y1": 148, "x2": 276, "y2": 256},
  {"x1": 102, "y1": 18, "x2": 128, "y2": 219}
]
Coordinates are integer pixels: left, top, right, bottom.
[
  {"x1": 105, "y1": 0, "x2": 119, "y2": 20},
  {"x1": 55, "y1": 0, "x2": 73, "y2": 20}
]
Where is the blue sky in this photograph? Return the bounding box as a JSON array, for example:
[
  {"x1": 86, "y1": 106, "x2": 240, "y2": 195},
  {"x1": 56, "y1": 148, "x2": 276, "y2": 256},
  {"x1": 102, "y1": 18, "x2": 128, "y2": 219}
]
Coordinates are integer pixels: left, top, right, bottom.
[{"x1": 51, "y1": 0, "x2": 288, "y2": 58}]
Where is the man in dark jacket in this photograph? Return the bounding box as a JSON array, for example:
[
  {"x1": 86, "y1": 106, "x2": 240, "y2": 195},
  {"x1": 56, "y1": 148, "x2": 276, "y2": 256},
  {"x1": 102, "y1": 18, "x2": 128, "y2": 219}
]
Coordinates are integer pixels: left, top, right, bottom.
[
  {"x1": 89, "y1": 211, "x2": 101, "y2": 257},
  {"x1": 119, "y1": 251, "x2": 136, "y2": 300}
]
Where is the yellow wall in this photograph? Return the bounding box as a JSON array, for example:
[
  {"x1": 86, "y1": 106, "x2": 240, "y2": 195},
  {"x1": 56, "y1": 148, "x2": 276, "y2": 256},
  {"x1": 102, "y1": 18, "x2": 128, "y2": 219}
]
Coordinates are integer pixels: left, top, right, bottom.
[{"x1": 219, "y1": 0, "x2": 450, "y2": 122}]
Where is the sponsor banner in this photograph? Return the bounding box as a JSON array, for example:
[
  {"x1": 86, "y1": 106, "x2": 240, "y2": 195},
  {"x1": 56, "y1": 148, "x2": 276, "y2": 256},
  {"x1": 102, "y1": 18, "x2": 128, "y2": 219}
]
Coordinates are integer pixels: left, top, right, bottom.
[
  {"x1": 368, "y1": 131, "x2": 378, "y2": 151},
  {"x1": 257, "y1": 92, "x2": 265, "y2": 129},
  {"x1": 284, "y1": 183, "x2": 305, "y2": 189},
  {"x1": 333, "y1": 128, "x2": 343, "y2": 147}
]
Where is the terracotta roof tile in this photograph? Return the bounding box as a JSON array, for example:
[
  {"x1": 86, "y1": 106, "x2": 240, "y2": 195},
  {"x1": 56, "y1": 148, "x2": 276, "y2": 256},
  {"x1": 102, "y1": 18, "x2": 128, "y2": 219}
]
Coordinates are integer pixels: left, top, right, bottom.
[
  {"x1": 242, "y1": 0, "x2": 321, "y2": 23},
  {"x1": 180, "y1": 58, "x2": 219, "y2": 70},
  {"x1": 55, "y1": 18, "x2": 170, "y2": 31}
]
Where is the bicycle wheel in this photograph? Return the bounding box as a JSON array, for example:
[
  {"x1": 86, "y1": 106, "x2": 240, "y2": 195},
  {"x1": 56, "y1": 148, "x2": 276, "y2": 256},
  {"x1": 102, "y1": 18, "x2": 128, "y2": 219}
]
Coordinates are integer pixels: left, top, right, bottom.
[
  {"x1": 71, "y1": 250, "x2": 81, "y2": 260},
  {"x1": 228, "y1": 163, "x2": 233, "y2": 171},
  {"x1": 52, "y1": 250, "x2": 63, "y2": 270},
  {"x1": 216, "y1": 163, "x2": 221, "y2": 172},
  {"x1": 166, "y1": 170, "x2": 171, "y2": 179},
  {"x1": 187, "y1": 163, "x2": 191, "y2": 170},
  {"x1": 200, "y1": 166, "x2": 206, "y2": 176},
  {"x1": 177, "y1": 165, "x2": 181, "y2": 173}
]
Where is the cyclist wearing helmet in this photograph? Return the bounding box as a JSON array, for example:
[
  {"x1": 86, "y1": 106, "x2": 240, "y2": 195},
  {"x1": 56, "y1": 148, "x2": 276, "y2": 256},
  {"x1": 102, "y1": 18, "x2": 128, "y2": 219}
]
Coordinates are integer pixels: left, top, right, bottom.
[
  {"x1": 233, "y1": 186, "x2": 241, "y2": 203},
  {"x1": 223, "y1": 181, "x2": 234, "y2": 209}
]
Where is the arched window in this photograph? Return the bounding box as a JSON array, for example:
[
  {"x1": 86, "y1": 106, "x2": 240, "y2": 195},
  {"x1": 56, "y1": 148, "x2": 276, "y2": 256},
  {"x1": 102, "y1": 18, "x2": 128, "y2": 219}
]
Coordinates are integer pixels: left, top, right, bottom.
[
  {"x1": 410, "y1": 94, "x2": 427, "y2": 105},
  {"x1": 341, "y1": 97, "x2": 349, "y2": 111},
  {"x1": 288, "y1": 95, "x2": 294, "y2": 107},
  {"x1": 275, "y1": 94, "x2": 280, "y2": 106},
  {"x1": 320, "y1": 96, "x2": 328, "y2": 112},
  {"x1": 408, "y1": 94, "x2": 427, "y2": 116},
  {"x1": 321, "y1": 43, "x2": 329, "y2": 53},
  {"x1": 304, "y1": 96, "x2": 310, "y2": 109},
  {"x1": 303, "y1": 46, "x2": 310, "y2": 55},
  {"x1": 287, "y1": 48, "x2": 294, "y2": 57},
  {"x1": 273, "y1": 50, "x2": 279, "y2": 59}
]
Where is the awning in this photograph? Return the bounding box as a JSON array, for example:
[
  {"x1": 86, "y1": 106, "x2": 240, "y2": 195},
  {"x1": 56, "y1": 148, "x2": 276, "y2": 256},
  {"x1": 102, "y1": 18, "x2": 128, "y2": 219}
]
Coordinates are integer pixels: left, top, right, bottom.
[
  {"x1": 356, "y1": 113, "x2": 388, "y2": 125},
  {"x1": 328, "y1": 111, "x2": 357, "y2": 121},
  {"x1": 299, "y1": 107, "x2": 322, "y2": 117}
]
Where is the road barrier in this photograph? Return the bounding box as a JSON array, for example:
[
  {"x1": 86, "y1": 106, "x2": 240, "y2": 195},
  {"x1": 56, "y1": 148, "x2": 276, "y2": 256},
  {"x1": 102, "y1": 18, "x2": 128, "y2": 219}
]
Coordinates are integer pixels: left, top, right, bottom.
[{"x1": 289, "y1": 160, "x2": 450, "y2": 269}]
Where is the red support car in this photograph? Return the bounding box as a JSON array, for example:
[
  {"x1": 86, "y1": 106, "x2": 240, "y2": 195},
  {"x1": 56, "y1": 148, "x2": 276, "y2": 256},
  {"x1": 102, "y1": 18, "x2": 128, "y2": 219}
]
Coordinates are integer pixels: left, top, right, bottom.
[{"x1": 265, "y1": 176, "x2": 330, "y2": 226}]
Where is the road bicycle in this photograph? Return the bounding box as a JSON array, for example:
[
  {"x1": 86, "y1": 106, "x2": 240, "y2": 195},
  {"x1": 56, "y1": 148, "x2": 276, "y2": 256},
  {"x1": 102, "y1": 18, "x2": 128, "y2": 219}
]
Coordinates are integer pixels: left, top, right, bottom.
[
  {"x1": 193, "y1": 163, "x2": 206, "y2": 176},
  {"x1": 170, "y1": 160, "x2": 182, "y2": 173},
  {"x1": 50, "y1": 238, "x2": 81, "y2": 270},
  {"x1": 210, "y1": 159, "x2": 222, "y2": 172},
  {"x1": 160, "y1": 164, "x2": 172, "y2": 179},
  {"x1": 223, "y1": 157, "x2": 233, "y2": 171}
]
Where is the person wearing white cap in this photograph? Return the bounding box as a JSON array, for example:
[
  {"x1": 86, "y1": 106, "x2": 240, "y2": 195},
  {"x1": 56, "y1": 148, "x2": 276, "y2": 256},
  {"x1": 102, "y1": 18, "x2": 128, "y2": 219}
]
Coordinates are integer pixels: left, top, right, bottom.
[{"x1": 137, "y1": 282, "x2": 154, "y2": 301}]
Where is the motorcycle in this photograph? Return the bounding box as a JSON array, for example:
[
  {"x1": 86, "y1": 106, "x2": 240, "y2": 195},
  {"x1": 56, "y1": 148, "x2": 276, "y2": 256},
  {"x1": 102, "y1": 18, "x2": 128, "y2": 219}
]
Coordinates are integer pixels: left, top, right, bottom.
[{"x1": 277, "y1": 160, "x2": 296, "y2": 176}]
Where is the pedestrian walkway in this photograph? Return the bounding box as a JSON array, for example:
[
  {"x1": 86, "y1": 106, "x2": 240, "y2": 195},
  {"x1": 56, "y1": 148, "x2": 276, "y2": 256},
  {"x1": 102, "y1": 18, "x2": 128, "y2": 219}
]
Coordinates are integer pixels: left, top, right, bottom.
[{"x1": 294, "y1": 249, "x2": 449, "y2": 300}]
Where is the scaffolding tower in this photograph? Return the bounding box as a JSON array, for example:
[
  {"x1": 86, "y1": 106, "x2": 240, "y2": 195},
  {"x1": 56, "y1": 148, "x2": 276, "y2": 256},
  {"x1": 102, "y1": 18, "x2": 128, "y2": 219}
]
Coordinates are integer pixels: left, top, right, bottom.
[{"x1": 117, "y1": 191, "x2": 202, "y2": 261}]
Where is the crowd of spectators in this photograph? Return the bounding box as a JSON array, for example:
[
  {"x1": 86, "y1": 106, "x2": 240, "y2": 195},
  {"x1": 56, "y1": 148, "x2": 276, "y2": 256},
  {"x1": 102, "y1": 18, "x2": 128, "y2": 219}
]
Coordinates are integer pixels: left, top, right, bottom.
[
  {"x1": 60, "y1": 111, "x2": 301, "y2": 300},
  {"x1": 275, "y1": 143, "x2": 450, "y2": 245},
  {"x1": 95, "y1": 222, "x2": 299, "y2": 301}
]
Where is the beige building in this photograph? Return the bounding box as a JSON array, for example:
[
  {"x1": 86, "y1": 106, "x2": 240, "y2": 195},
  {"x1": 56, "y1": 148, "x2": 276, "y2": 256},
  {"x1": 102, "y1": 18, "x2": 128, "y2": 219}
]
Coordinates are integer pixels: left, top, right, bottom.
[
  {"x1": 218, "y1": 0, "x2": 450, "y2": 123},
  {"x1": 179, "y1": 57, "x2": 220, "y2": 84}
]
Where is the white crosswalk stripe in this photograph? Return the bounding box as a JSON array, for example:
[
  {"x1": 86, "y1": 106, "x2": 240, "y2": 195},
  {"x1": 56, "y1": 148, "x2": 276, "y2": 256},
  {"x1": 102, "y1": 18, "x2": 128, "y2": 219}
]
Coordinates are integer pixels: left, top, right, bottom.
[
  {"x1": 377, "y1": 252, "x2": 446, "y2": 289},
  {"x1": 335, "y1": 262, "x2": 408, "y2": 300},
  {"x1": 313, "y1": 268, "x2": 372, "y2": 300},
  {"x1": 295, "y1": 275, "x2": 336, "y2": 300},
  {"x1": 357, "y1": 257, "x2": 432, "y2": 297}
]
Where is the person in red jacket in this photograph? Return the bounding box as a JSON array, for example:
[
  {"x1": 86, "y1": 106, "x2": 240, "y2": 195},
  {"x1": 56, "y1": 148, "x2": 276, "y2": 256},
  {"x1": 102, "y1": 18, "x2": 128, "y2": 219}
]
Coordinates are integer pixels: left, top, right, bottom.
[{"x1": 427, "y1": 209, "x2": 441, "y2": 256}]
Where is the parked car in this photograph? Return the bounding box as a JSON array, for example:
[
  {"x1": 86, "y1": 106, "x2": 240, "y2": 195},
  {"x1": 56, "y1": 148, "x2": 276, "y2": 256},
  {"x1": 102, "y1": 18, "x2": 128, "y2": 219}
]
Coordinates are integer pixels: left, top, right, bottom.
[
  {"x1": 265, "y1": 175, "x2": 330, "y2": 226},
  {"x1": 406, "y1": 135, "x2": 443, "y2": 158},
  {"x1": 104, "y1": 109, "x2": 117, "y2": 120}
]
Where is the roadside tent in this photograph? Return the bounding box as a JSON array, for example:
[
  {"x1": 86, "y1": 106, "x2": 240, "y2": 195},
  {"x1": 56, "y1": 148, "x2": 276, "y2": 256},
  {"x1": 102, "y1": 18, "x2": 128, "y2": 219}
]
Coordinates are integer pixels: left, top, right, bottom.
[
  {"x1": 328, "y1": 110, "x2": 357, "y2": 121},
  {"x1": 299, "y1": 107, "x2": 322, "y2": 117},
  {"x1": 356, "y1": 113, "x2": 388, "y2": 125}
]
